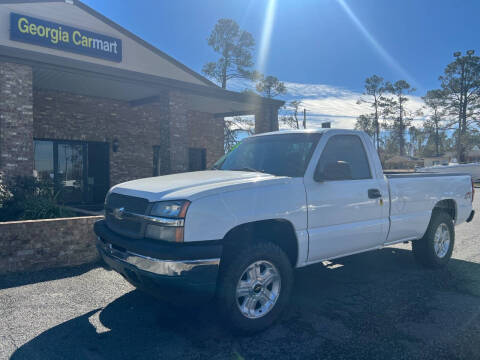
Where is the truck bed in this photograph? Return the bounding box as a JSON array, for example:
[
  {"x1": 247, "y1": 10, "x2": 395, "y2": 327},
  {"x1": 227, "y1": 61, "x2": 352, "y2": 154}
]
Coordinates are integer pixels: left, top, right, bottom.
[{"x1": 384, "y1": 170, "x2": 472, "y2": 244}]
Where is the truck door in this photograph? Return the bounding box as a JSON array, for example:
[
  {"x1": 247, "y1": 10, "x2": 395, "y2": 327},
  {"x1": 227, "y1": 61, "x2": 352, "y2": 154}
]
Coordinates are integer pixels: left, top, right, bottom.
[{"x1": 304, "y1": 133, "x2": 389, "y2": 262}]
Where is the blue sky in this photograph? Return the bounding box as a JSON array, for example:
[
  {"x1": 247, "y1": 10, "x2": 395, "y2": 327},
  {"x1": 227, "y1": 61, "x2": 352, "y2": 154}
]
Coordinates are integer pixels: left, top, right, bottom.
[{"x1": 82, "y1": 0, "x2": 480, "y2": 128}]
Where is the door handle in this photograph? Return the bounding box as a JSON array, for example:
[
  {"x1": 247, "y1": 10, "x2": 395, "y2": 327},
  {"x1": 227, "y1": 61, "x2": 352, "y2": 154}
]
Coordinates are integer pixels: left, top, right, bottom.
[{"x1": 368, "y1": 189, "x2": 382, "y2": 199}]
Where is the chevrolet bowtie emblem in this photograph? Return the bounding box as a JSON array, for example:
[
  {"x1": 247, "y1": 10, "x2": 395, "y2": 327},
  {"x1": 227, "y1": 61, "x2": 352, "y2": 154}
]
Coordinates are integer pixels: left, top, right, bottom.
[{"x1": 112, "y1": 207, "x2": 125, "y2": 220}]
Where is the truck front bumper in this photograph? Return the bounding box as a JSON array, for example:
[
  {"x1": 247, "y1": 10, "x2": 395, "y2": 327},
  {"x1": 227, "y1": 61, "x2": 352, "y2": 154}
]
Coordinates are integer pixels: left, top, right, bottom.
[{"x1": 94, "y1": 220, "x2": 221, "y2": 300}]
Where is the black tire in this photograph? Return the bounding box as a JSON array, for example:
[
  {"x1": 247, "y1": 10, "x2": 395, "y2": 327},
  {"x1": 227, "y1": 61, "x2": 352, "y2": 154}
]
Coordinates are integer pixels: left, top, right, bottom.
[
  {"x1": 216, "y1": 241, "x2": 293, "y2": 334},
  {"x1": 412, "y1": 210, "x2": 455, "y2": 268}
]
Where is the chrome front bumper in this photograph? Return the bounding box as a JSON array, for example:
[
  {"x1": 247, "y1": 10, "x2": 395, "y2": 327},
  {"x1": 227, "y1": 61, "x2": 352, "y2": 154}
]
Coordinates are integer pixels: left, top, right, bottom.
[
  {"x1": 94, "y1": 219, "x2": 221, "y2": 298},
  {"x1": 97, "y1": 238, "x2": 220, "y2": 277}
]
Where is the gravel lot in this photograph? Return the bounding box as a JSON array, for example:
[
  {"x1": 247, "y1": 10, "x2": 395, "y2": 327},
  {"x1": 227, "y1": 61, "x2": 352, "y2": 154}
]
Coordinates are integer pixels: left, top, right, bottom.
[{"x1": 1, "y1": 197, "x2": 479, "y2": 360}]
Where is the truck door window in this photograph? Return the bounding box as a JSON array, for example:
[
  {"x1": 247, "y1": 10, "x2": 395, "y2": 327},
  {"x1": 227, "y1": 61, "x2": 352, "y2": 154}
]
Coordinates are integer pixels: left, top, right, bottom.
[{"x1": 316, "y1": 135, "x2": 372, "y2": 180}]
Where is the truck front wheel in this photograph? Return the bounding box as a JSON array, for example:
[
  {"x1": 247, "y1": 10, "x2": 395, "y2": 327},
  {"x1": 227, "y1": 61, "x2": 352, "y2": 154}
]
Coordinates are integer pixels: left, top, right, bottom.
[
  {"x1": 412, "y1": 211, "x2": 455, "y2": 268},
  {"x1": 216, "y1": 242, "x2": 293, "y2": 333}
]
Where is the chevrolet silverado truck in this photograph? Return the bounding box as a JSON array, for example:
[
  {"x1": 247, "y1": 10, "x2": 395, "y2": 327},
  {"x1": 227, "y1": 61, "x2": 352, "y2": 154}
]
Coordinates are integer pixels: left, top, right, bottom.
[{"x1": 94, "y1": 129, "x2": 475, "y2": 333}]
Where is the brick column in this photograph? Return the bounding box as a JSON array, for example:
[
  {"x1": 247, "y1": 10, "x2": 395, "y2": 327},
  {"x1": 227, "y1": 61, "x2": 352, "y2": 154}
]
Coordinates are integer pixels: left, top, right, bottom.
[
  {"x1": 0, "y1": 62, "x2": 34, "y2": 180},
  {"x1": 167, "y1": 90, "x2": 189, "y2": 173},
  {"x1": 254, "y1": 105, "x2": 279, "y2": 134}
]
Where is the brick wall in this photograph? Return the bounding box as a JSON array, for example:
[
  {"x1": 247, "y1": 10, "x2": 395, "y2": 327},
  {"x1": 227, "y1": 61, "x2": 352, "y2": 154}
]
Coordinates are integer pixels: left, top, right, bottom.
[
  {"x1": 0, "y1": 59, "x2": 226, "y2": 185},
  {"x1": 0, "y1": 216, "x2": 102, "y2": 274},
  {"x1": 33, "y1": 89, "x2": 225, "y2": 185},
  {"x1": 188, "y1": 110, "x2": 224, "y2": 168},
  {"x1": 167, "y1": 90, "x2": 189, "y2": 173},
  {"x1": 0, "y1": 62, "x2": 34, "y2": 180},
  {"x1": 34, "y1": 89, "x2": 168, "y2": 185},
  {"x1": 255, "y1": 105, "x2": 279, "y2": 134}
]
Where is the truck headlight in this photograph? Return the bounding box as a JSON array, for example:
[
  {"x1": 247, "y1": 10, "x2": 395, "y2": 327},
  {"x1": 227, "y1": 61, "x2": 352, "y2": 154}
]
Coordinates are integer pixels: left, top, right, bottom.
[
  {"x1": 146, "y1": 201, "x2": 190, "y2": 243},
  {"x1": 150, "y1": 200, "x2": 190, "y2": 218}
]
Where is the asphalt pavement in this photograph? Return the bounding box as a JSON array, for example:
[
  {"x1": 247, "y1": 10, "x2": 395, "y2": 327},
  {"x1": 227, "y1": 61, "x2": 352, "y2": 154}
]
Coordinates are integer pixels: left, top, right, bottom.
[{"x1": 1, "y1": 197, "x2": 480, "y2": 360}]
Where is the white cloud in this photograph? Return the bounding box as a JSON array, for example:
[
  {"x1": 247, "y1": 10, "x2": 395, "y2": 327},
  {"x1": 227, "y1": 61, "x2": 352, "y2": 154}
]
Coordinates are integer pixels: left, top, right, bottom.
[
  {"x1": 282, "y1": 82, "x2": 354, "y2": 98},
  {"x1": 279, "y1": 81, "x2": 425, "y2": 129},
  {"x1": 226, "y1": 79, "x2": 426, "y2": 130}
]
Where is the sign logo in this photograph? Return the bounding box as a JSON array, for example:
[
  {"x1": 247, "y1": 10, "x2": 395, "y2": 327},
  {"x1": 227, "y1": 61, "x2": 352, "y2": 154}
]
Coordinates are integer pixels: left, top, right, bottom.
[
  {"x1": 10, "y1": 12, "x2": 122, "y2": 62},
  {"x1": 112, "y1": 207, "x2": 125, "y2": 220}
]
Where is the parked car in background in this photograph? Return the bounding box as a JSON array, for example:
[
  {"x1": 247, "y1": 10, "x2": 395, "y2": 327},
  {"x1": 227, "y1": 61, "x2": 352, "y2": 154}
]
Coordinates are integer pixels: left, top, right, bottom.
[{"x1": 94, "y1": 129, "x2": 475, "y2": 333}]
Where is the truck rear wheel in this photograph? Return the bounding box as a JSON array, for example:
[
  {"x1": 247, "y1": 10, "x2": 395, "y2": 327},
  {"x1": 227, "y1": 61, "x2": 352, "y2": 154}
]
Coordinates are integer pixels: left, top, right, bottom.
[
  {"x1": 216, "y1": 242, "x2": 293, "y2": 334},
  {"x1": 412, "y1": 211, "x2": 454, "y2": 268}
]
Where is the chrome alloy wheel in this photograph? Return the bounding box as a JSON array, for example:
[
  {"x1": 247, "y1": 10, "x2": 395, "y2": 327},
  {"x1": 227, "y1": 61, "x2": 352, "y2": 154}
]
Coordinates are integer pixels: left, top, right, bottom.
[
  {"x1": 235, "y1": 260, "x2": 281, "y2": 319},
  {"x1": 434, "y1": 223, "x2": 451, "y2": 258}
]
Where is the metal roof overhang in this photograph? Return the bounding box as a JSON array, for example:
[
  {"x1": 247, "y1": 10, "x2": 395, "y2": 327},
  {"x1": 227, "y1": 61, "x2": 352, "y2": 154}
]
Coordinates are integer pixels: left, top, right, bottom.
[{"x1": 0, "y1": 45, "x2": 284, "y2": 117}]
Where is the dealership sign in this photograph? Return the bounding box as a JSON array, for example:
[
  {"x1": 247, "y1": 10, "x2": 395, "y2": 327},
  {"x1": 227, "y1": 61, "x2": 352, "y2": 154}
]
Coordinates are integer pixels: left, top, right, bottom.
[{"x1": 10, "y1": 13, "x2": 122, "y2": 62}]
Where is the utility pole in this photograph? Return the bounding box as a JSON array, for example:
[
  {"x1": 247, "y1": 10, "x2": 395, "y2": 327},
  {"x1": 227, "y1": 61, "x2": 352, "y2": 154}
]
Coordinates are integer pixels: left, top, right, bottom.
[{"x1": 303, "y1": 108, "x2": 306, "y2": 129}]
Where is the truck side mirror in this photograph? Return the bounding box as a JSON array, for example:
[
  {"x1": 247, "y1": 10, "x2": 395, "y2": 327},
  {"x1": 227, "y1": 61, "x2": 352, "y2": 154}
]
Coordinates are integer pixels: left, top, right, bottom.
[{"x1": 314, "y1": 161, "x2": 352, "y2": 182}]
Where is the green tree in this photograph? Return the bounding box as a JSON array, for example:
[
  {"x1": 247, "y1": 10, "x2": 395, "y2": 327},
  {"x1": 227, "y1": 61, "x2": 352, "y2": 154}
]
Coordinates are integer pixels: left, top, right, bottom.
[
  {"x1": 422, "y1": 89, "x2": 447, "y2": 157},
  {"x1": 357, "y1": 75, "x2": 387, "y2": 149},
  {"x1": 202, "y1": 19, "x2": 255, "y2": 89},
  {"x1": 466, "y1": 129, "x2": 480, "y2": 153},
  {"x1": 224, "y1": 116, "x2": 254, "y2": 152},
  {"x1": 355, "y1": 114, "x2": 376, "y2": 138},
  {"x1": 383, "y1": 80, "x2": 416, "y2": 156},
  {"x1": 255, "y1": 75, "x2": 287, "y2": 98},
  {"x1": 281, "y1": 100, "x2": 303, "y2": 129},
  {"x1": 423, "y1": 131, "x2": 448, "y2": 157},
  {"x1": 438, "y1": 51, "x2": 480, "y2": 162},
  {"x1": 407, "y1": 125, "x2": 427, "y2": 157}
]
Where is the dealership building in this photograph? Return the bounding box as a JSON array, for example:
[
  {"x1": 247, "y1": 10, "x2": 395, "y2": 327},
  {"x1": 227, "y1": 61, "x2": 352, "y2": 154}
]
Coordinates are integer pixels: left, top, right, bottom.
[{"x1": 0, "y1": 0, "x2": 283, "y2": 205}]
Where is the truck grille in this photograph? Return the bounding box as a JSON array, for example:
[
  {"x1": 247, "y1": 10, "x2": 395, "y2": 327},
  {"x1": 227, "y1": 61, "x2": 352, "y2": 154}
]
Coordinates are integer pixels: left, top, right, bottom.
[{"x1": 105, "y1": 193, "x2": 149, "y2": 238}]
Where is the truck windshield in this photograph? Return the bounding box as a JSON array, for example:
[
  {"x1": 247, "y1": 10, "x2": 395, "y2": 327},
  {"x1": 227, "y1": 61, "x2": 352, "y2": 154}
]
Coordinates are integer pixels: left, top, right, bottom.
[{"x1": 214, "y1": 133, "x2": 321, "y2": 177}]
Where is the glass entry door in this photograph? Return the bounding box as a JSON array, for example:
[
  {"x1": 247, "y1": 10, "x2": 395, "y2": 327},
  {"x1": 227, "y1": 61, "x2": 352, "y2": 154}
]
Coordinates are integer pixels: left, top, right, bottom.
[
  {"x1": 34, "y1": 140, "x2": 109, "y2": 205},
  {"x1": 56, "y1": 142, "x2": 85, "y2": 204}
]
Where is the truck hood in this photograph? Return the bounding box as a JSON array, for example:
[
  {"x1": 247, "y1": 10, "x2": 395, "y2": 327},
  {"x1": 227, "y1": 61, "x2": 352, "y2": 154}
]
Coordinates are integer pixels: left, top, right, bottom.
[{"x1": 110, "y1": 170, "x2": 288, "y2": 202}]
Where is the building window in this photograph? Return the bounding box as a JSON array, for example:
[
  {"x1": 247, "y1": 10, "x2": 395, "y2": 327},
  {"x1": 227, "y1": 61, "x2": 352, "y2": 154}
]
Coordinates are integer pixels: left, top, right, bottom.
[
  {"x1": 189, "y1": 148, "x2": 206, "y2": 171},
  {"x1": 34, "y1": 140, "x2": 54, "y2": 184},
  {"x1": 33, "y1": 139, "x2": 109, "y2": 204},
  {"x1": 153, "y1": 146, "x2": 161, "y2": 176}
]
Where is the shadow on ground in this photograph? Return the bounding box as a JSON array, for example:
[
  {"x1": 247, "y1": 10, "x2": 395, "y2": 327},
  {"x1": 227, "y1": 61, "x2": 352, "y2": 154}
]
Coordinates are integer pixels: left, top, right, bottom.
[
  {"x1": 9, "y1": 248, "x2": 480, "y2": 360},
  {"x1": 0, "y1": 262, "x2": 101, "y2": 290}
]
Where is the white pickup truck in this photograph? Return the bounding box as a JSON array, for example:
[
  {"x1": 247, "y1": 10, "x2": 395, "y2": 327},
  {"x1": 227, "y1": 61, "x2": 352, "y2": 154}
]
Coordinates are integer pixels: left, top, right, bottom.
[{"x1": 94, "y1": 129, "x2": 475, "y2": 333}]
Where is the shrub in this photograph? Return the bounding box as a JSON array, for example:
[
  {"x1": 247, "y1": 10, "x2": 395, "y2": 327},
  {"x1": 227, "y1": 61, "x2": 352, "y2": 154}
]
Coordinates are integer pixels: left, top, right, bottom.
[{"x1": 0, "y1": 176, "x2": 75, "y2": 222}]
